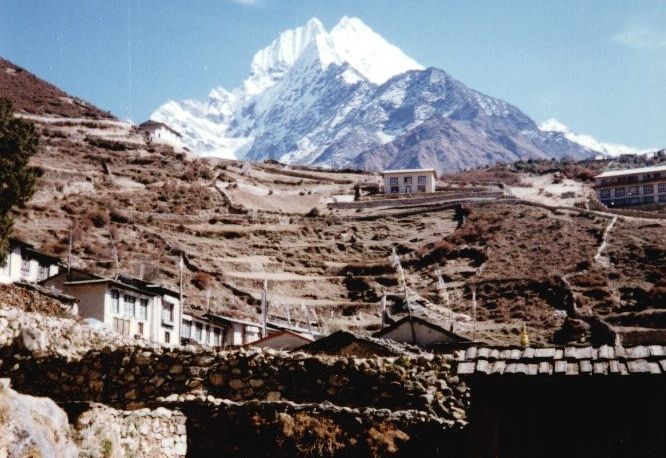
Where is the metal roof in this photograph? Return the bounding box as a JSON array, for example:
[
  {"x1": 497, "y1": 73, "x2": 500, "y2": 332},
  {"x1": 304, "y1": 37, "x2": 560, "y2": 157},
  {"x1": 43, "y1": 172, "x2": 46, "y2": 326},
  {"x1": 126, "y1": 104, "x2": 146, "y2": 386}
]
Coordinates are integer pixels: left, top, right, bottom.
[
  {"x1": 381, "y1": 168, "x2": 437, "y2": 175},
  {"x1": 594, "y1": 164, "x2": 666, "y2": 179}
]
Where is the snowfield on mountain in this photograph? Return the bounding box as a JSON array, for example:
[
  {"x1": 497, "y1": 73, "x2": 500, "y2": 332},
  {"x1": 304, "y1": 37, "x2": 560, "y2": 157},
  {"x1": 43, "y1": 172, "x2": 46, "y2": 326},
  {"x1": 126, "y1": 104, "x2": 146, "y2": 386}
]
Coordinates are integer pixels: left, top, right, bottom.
[{"x1": 152, "y1": 17, "x2": 599, "y2": 172}]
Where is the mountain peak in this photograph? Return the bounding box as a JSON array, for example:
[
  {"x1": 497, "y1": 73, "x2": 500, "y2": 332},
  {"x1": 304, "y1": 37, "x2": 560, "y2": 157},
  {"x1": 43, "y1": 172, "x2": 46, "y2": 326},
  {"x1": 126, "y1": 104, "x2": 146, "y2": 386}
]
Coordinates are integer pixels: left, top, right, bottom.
[{"x1": 328, "y1": 16, "x2": 423, "y2": 85}]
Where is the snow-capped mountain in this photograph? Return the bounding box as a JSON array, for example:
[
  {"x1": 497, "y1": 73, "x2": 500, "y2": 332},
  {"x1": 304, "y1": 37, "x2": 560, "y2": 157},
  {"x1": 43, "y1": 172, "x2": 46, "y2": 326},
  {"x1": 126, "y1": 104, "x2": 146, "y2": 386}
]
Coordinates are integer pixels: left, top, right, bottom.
[
  {"x1": 539, "y1": 118, "x2": 648, "y2": 157},
  {"x1": 152, "y1": 17, "x2": 596, "y2": 171}
]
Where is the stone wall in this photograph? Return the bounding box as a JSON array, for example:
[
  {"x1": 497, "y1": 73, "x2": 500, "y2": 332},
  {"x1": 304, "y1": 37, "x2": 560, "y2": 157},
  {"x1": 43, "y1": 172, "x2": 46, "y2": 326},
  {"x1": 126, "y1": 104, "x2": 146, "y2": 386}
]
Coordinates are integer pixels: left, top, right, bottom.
[
  {"x1": 328, "y1": 191, "x2": 504, "y2": 210},
  {"x1": 75, "y1": 404, "x2": 187, "y2": 457},
  {"x1": 0, "y1": 305, "x2": 468, "y2": 456}
]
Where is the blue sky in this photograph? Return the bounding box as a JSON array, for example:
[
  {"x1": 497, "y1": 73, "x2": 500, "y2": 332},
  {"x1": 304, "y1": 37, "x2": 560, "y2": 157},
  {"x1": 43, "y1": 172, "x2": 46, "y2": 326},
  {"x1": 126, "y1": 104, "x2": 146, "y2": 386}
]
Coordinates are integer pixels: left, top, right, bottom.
[{"x1": 1, "y1": 0, "x2": 664, "y2": 149}]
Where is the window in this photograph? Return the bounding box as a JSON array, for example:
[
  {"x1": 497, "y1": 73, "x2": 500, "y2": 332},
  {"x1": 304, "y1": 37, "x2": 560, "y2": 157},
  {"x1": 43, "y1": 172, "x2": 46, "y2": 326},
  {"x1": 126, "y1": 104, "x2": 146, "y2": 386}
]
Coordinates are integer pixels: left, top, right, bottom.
[
  {"x1": 658, "y1": 183, "x2": 666, "y2": 193},
  {"x1": 123, "y1": 295, "x2": 135, "y2": 317},
  {"x1": 389, "y1": 177, "x2": 398, "y2": 186},
  {"x1": 403, "y1": 176, "x2": 412, "y2": 184},
  {"x1": 599, "y1": 189, "x2": 611, "y2": 199},
  {"x1": 113, "y1": 317, "x2": 130, "y2": 336},
  {"x1": 137, "y1": 298, "x2": 148, "y2": 320},
  {"x1": 20, "y1": 254, "x2": 31, "y2": 280},
  {"x1": 164, "y1": 331, "x2": 171, "y2": 344},
  {"x1": 628, "y1": 186, "x2": 640, "y2": 196},
  {"x1": 628, "y1": 197, "x2": 640, "y2": 205},
  {"x1": 181, "y1": 320, "x2": 192, "y2": 338},
  {"x1": 195, "y1": 322, "x2": 203, "y2": 342},
  {"x1": 110, "y1": 290, "x2": 120, "y2": 314},
  {"x1": 614, "y1": 188, "x2": 625, "y2": 197},
  {"x1": 213, "y1": 328, "x2": 220, "y2": 346},
  {"x1": 417, "y1": 176, "x2": 427, "y2": 184},
  {"x1": 38, "y1": 264, "x2": 50, "y2": 281},
  {"x1": 390, "y1": 186, "x2": 399, "y2": 193},
  {"x1": 659, "y1": 195, "x2": 666, "y2": 203},
  {"x1": 162, "y1": 302, "x2": 174, "y2": 324},
  {"x1": 643, "y1": 184, "x2": 654, "y2": 194},
  {"x1": 642, "y1": 196, "x2": 654, "y2": 204},
  {"x1": 405, "y1": 185, "x2": 412, "y2": 193},
  {"x1": 417, "y1": 185, "x2": 426, "y2": 193},
  {"x1": 137, "y1": 322, "x2": 144, "y2": 335}
]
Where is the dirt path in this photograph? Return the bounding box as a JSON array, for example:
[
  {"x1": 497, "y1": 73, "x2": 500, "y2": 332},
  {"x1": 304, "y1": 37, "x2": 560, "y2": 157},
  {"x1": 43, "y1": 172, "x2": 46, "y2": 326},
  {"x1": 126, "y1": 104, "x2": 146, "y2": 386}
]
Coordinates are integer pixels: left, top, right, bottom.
[{"x1": 594, "y1": 216, "x2": 617, "y2": 268}]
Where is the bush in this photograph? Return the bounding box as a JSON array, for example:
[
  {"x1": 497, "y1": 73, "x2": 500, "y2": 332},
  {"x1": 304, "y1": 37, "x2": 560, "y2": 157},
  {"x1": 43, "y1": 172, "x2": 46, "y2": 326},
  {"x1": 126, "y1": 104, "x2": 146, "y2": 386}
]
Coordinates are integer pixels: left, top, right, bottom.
[
  {"x1": 86, "y1": 209, "x2": 110, "y2": 228},
  {"x1": 192, "y1": 272, "x2": 214, "y2": 290},
  {"x1": 306, "y1": 207, "x2": 320, "y2": 217}
]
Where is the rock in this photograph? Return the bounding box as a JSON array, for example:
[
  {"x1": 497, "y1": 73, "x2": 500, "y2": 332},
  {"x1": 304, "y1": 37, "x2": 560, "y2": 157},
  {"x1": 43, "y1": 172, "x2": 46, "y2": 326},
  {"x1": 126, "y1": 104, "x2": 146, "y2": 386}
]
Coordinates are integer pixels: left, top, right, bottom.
[
  {"x1": 249, "y1": 378, "x2": 264, "y2": 388},
  {"x1": 229, "y1": 379, "x2": 244, "y2": 390},
  {"x1": 266, "y1": 391, "x2": 282, "y2": 401},
  {"x1": 209, "y1": 373, "x2": 224, "y2": 386}
]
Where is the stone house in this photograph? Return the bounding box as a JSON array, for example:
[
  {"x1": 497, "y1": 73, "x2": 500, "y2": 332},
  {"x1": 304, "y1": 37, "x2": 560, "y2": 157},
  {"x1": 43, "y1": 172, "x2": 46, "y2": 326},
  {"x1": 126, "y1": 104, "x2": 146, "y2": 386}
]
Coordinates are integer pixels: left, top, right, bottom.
[
  {"x1": 138, "y1": 120, "x2": 183, "y2": 148},
  {"x1": 180, "y1": 312, "x2": 225, "y2": 347},
  {"x1": 203, "y1": 313, "x2": 262, "y2": 346},
  {"x1": 247, "y1": 330, "x2": 313, "y2": 350},
  {"x1": 381, "y1": 168, "x2": 437, "y2": 194},
  {"x1": 42, "y1": 270, "x2": 181, "y2": 345},
  {"x1": 374, "y1": 315, "x2": 468, "y2": 348},
  {"x1": 594, "y1": 164, "x2": 666, "y2": 207},
  {"x1": 0, "y1": 239, "x2": 61, "y2": 285}
]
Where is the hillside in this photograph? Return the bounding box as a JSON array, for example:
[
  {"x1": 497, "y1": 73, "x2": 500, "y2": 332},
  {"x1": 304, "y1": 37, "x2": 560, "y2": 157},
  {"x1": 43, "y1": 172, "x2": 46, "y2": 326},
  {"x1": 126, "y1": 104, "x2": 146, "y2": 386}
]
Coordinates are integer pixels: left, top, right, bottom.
[{"x1": 2, "y1": 56, "x2": 665, "y2": 346}]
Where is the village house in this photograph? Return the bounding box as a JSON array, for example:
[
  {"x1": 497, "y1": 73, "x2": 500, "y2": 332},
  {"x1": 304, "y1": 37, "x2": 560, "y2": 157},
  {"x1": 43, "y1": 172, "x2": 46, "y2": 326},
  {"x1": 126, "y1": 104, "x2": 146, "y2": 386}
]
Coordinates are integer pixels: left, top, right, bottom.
[
  {"x1": 373, "y1": 315, "x2": 469, "y2": 348},
  {"x1": 203, "y1": 313, "x2": 263, "y2": 346},
  {"x1": 42, "y1": 269, "x2": 181, "y2": 345},
  {"x1": 138, "y1": 120, "x2": 183, "y2": 148},
  {"x1": 180, "y1": 312, "x2": 225, "y2": 347},
  {"x1": 0, "y1": 239, "x2": 61, "y2": 285},
  {"x1": 594, "y1": 164, "x2": 666, "y2": 207},
  {"x1": 381, "y1": 168, "x2": 437, "y2": 194}
]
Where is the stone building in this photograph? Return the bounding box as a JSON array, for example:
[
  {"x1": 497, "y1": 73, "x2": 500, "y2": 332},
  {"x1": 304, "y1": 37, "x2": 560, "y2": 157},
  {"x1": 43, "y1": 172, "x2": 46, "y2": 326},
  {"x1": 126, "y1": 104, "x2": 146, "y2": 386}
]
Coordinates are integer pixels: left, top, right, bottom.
[
  {"x1": 594, "y1": 164, "x2": 666, "y2": 207},
  {"x1": 138, "y1": 120, "x2": 183, "y2": 148},
  {"x1": 42, "y1": 269, "x2": 181, "y2": 345},
  {"x1": 180, "y1": 312, "x2": 225, "y2": 347},
  {"x1": 0, "y1": 239, "x2": 61, "y2": 285},
  {"x1": 381, "y1": 168, "x2": 437, "y2": 194}
]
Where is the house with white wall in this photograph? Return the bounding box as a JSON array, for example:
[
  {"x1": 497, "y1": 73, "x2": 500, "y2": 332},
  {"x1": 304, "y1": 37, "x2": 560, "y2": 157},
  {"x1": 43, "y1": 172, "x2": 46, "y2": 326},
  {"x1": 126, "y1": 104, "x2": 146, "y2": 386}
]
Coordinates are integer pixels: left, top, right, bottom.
[
  {"x1": 181, "y1": 312, "x2": 225, "y2": 347},
  {"x1": 42, "y1": 269, "x2": 181, "y2": 345},
  {"x1": 1, "y1": 239, "x2": 61, "y2": 285},
  {"x1": 138, "y1": 120, "x2": 183, "y2": 148},
  {"x1": 381, "y1": 168, "x2": 437, "y2": 194}
]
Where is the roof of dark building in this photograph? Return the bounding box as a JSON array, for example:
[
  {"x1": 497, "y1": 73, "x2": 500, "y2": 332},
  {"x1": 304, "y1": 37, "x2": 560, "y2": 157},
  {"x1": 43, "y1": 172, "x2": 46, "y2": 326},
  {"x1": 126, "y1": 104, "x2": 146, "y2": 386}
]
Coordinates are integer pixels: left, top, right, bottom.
[
  {"x1": 456, "y1": 345, "x2": 666, "y2": 376},
  {"x1": 373, "y1": 315, "x2": 470, "y2": 343},
  {"x1": 296, "y1": 330, "x2": 424, "y2": 357},
  {"x1": 9, "y1": 238, "x2": 61, "y2": 263}
]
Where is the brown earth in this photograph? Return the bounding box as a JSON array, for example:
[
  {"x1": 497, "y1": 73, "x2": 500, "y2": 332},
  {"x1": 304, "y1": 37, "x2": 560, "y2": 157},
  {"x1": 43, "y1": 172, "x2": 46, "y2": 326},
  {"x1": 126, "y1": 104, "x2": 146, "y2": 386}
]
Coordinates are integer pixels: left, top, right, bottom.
[{"x1": 3, "y1": 57, "x2": 665, "y2": 345}]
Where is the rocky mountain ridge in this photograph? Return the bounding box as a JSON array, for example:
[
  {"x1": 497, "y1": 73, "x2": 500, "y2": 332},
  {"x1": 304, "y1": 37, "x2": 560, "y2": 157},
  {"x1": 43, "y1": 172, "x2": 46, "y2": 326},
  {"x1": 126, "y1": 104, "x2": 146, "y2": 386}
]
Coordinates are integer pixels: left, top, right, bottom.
[{"x1": 152, "y1": 17, "x2": 596, "y2": 172}]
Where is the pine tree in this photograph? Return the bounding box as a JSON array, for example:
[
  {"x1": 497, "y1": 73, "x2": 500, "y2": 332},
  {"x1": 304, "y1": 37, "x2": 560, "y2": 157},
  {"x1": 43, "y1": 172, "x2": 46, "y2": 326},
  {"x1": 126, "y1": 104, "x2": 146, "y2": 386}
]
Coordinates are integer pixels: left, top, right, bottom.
[{"x1": 0, "y1": 98, "x2": 39, "y2": 259}]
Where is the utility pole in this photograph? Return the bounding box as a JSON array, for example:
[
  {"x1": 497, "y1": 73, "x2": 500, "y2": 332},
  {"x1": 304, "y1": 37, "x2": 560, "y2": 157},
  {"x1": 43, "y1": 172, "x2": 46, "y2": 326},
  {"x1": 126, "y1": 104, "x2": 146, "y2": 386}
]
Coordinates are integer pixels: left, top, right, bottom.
[
  {"x1": 380, "y1": 293, "x2": 387, "y2": 329},
  {"x1": 178, "y1": 254, "x2": 184, "y2": 344},
  {"x1": 472, "y1": 288, "x2": 477, "y2": 342},
  {"x1": 67, "y1": 222, "x2": 74, "y2": 278},
  {"x1": 261, "y1": 279, "x2": 268, "y2": 338}
]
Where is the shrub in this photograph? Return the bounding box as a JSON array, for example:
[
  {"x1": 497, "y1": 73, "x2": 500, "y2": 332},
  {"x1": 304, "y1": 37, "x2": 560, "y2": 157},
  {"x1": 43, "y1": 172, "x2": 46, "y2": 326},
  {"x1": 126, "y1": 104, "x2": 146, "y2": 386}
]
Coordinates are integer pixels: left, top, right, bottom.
[
  {"x1": 306, "y1": 207, "x2": 320, "y2": 217},
  {"x1": 86, "y1": 209, "x2": 110, "y2": 228},
  {"x1": 192, "y1": 272, "x2": 214, "y2": 290}
]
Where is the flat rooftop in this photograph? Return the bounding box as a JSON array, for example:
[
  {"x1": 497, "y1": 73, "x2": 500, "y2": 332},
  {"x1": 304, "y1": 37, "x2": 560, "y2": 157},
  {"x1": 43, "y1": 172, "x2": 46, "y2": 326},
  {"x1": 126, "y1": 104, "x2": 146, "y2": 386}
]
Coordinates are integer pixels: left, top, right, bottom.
[
  {"x1": 595, "y1": 164, "x2": 666, "y2": 179},
  {"x1": 381, "y1": 168, "x2": 437, "y2": 175}
]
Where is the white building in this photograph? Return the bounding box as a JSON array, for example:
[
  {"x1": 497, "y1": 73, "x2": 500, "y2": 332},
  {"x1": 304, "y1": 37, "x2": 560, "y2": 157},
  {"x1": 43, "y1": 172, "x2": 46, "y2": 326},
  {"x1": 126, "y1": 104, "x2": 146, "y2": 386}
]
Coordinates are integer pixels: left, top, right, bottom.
[
  {"x1": 138, "y1": 120, "x2": 183, "y2": 148},
  {"x1": 181, "y1": 312, "x2": 225, "y2": 347},
  {"x1": 42, "y1": 270, "x2": 181, "y2": 345},
  {"x1": 594, "y1": 165, "x2": 666, "y2": 207},
  {"x1": 1, "y1": 239, "x2": 61, "y2": 285},
  {"x1": 381, "y1": 168, "x2": 437, "y2": 194}
]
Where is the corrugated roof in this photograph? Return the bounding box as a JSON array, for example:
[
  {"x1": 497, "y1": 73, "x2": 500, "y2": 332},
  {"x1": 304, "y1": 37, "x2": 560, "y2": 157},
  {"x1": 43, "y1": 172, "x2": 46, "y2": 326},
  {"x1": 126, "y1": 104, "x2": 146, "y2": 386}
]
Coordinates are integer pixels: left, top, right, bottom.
[
  {"x1": 456, "y1": 345, "x2": 666, "y2": 376},
  {"x1": 595, "y1": 164, "x2": 666, "y2": 178},
  {"x1": 381, "y1": 168, "x2": 437, "y2": 175}
]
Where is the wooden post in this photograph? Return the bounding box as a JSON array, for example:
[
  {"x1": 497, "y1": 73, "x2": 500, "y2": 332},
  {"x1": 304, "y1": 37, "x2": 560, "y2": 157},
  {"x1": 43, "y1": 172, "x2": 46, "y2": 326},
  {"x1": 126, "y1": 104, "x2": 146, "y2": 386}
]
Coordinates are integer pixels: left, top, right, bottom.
[
  {"x1": 261, "y1": 279, "x2": 268, "y2": 338},
  {"x1": 178, "y1": 254, "x2": 184, "y2": 345},
  {"x1": 380, "y1": 294, "x2": 386, "y2": 329},
  {"x1": 67, "y1": 222, "x2": 73, "y2": 278}
]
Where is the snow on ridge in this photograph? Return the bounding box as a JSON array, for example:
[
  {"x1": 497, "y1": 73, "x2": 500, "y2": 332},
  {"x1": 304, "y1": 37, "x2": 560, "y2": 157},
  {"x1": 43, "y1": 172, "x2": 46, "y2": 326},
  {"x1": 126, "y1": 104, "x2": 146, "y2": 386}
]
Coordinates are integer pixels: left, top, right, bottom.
[{"x1": 539, "y1": 118, "x2": 649, "y2": 157}]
